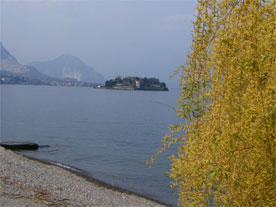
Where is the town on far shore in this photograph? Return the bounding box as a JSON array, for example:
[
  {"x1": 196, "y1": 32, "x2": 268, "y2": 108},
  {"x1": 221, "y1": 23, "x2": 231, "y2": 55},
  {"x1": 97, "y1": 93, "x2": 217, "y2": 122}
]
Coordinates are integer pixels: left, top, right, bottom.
[
  {"x1": 101, "y1": 76, "x2": 168, "y2": 91},
  {"x1": 1, "y1": 74, "x2": 169, "y2": 91}
]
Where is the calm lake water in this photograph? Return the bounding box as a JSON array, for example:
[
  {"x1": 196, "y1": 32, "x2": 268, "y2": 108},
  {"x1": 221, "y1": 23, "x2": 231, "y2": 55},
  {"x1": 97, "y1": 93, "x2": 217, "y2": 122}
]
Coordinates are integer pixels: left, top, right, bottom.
[{"x1": 0, "y1": 84, "x2": 183, "y2": 206}]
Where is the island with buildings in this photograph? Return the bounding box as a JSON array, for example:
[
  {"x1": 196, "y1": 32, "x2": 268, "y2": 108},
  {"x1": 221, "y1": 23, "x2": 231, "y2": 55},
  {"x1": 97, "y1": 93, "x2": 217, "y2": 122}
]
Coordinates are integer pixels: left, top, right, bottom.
[{"x1": 104, "y1": 76, "x2": 168, "y2": 91}]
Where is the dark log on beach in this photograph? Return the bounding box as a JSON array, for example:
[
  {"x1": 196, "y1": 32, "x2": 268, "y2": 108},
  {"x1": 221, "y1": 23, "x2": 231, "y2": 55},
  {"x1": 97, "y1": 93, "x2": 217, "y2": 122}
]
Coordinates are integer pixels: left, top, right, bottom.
[{"x1": 0, "y1": 142, "x2": 39, "y2": 150}]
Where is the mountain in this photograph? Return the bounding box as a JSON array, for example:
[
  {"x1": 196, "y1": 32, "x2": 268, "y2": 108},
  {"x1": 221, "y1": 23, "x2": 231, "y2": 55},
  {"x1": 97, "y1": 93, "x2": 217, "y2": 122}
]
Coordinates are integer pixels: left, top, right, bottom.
[
  {"x1": 30, "y1": 55, "x2": 106, "y2": 83},
  {"x1": 0, "y1": 42, "x2": 50, "y2": 80},
  {"x1": 0, "y1": 42, "x2": 16, "y2": 61}
]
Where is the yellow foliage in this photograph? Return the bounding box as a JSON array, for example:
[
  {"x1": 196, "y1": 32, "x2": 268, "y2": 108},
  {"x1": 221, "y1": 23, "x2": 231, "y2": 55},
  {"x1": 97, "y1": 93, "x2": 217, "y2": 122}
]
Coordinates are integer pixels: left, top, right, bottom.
[{"x1": 149, "y1": 0, "x2": 276, "y2": 206}]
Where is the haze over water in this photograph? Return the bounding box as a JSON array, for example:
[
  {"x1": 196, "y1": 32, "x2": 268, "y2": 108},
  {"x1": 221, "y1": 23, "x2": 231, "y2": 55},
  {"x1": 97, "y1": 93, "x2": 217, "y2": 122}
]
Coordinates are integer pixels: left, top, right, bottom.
[
  {"x1": 1, "y1": 84, "x2": 183, "y2": 206},
  {"x1": 1, "y1": 0, "x2": 196, "y2": 88}
]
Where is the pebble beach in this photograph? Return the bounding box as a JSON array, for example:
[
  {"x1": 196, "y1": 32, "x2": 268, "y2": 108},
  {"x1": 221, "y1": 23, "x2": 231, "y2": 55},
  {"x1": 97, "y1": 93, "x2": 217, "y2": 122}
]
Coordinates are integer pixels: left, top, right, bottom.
[{"x1": 0, "y1": 146, "x2": 167, "y2": 207}]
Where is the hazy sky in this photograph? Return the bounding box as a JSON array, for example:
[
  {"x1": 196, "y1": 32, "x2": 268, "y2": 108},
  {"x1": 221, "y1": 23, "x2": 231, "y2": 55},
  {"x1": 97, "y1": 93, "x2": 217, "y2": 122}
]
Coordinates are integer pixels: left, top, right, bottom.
[{"x1": 1, "y1": 0, "x2": 197, "y2": 87}]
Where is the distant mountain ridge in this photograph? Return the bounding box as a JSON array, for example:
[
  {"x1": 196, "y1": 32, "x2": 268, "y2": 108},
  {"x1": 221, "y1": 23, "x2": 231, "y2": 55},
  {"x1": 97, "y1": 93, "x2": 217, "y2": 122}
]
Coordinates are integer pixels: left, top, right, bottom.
[
  {"x1": 0, "y1": 41, "x2": 51, "y2": 80},
  {"x1": 30, "y1": 55, "x2": 106, "y2": 83},
  {"x1": 0, "y1": 42, "x2": 16, "y2": 61}
]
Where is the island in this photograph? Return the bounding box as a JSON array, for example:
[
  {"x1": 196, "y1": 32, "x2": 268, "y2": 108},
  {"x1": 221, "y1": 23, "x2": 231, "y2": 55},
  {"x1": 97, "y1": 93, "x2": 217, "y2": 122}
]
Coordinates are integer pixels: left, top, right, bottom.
[{"x1": 104, "y1": 76, "x2": 168, "y2": 91}]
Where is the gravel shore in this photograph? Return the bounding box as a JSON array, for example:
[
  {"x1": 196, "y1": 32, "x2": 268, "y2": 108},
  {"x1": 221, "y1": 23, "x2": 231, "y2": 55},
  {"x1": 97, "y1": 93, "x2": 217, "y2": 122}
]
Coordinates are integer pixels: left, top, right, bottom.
[{"x1": 0, "y1": 146, "x2": 167, "y2": 207}]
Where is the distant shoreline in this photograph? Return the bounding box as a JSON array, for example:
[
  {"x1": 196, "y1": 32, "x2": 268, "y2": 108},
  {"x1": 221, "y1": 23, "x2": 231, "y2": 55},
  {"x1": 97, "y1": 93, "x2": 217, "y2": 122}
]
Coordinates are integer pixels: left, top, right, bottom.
[
  {"x1": 0, "y1": 83, "x2": 169, "y2": 91},
  {"x1": 102, "y1": 87, "x2": 169, "y2": 91}
]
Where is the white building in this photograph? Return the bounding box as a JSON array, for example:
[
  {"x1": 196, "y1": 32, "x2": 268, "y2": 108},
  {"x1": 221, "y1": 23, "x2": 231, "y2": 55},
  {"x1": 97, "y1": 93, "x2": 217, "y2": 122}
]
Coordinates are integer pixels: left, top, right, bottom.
[{"x1": 135, "y1": 80, "x2": 141, "y2": 88}]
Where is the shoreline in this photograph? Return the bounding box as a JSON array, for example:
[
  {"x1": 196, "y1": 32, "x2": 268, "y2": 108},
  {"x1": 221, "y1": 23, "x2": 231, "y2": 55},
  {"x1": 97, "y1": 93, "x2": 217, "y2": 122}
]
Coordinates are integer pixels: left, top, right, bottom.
[
  {"x1": 21, "y1": 153, "x2": 171, "y2": 206},
  {"x1": 0, "y1": 146, "x2": 170, "y2": 207},
  {"x1": 102, "y1": 88, "x2": 169, "y2": 91}
]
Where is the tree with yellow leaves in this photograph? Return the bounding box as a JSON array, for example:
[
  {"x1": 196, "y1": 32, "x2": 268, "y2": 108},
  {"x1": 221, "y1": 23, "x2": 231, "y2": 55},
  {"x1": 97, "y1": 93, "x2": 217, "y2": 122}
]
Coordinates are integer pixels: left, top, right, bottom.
[{"x1": 149, "y1": 0, "x2": 275, "y2": 206}]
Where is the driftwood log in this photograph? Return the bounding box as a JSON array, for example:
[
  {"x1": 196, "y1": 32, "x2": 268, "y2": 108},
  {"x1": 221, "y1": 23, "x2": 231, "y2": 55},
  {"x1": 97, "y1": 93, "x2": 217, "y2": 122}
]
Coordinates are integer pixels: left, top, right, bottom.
[{"x1": 0, "y1": 142, "x2": 39, "y2": 150}]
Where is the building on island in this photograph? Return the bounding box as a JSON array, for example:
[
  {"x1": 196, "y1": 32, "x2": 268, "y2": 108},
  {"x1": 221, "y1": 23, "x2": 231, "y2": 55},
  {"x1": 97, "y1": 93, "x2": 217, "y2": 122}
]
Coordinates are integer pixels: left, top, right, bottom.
[{"x1": 135, "y1": 80, "x2": 141, "y2": 89}]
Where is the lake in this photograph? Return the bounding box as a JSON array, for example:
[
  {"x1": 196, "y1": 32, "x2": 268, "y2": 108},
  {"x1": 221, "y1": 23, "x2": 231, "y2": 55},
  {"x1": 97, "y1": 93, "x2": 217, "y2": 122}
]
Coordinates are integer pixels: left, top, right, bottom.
[{"x1": 0, "y1": 84, "x2": 183, "y2": 206}]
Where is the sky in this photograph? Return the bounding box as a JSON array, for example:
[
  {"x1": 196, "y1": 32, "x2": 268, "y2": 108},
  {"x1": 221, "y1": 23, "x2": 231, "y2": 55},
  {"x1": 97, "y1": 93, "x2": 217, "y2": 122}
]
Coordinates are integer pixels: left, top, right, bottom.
[{"x1": 0, "y1": 0, "x2": 197, "y2": 88}]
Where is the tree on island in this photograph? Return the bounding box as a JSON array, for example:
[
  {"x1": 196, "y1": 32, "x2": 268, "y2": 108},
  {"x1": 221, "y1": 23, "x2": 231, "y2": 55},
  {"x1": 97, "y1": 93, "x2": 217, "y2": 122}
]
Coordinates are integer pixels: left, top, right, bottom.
[{"x1": 149, "y1": 0, "x2": 275, "y2": 206}]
